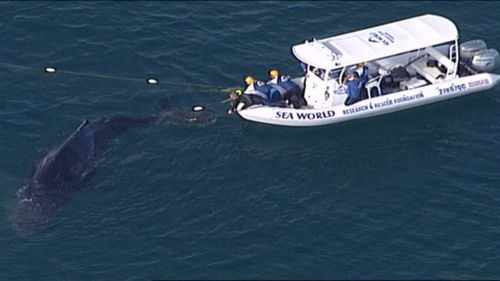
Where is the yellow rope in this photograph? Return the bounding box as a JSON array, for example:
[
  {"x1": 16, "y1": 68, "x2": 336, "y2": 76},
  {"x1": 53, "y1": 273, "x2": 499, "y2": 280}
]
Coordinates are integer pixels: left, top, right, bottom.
[{"x1": 0, "y1": 62, "x2": 235, "y2": 93}]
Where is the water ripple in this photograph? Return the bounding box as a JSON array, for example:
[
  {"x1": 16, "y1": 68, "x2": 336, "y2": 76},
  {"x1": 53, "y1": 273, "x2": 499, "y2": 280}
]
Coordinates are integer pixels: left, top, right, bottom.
[{"x1": 1, "y1": 2, "x2": 500, "y2": 280}]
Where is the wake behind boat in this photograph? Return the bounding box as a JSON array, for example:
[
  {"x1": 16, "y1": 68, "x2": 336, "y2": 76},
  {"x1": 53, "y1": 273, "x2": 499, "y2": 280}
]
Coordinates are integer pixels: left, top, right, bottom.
[{"x1": 235, "y1": 14, "x2": 500, "y2": 127}]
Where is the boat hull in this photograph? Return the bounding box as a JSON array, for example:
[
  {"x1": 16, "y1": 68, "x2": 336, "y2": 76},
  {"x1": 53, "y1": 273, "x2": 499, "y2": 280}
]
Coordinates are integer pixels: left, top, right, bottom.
[{"x1": 237, "y1": 73, "x2": 500, "y2": 127}]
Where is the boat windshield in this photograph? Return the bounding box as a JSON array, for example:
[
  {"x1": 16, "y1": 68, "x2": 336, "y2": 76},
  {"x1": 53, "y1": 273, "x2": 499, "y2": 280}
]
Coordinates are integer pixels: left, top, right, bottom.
[
  {"x1": 310, "y1": 66, "x2": 326, "y2": 80},
  {"x1": 328, "y1": 68, "x2": 342, "y2": 83}
]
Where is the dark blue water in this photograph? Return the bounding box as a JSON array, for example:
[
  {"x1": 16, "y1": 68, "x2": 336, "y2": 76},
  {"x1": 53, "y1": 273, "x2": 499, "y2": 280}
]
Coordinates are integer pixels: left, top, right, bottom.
[{"x1": 1, "y1": 1, "x2": 500, "y2": 280}]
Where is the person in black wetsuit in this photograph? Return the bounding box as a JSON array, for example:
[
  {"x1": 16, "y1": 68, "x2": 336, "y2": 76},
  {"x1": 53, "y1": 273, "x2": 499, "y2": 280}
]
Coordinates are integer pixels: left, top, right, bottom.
[{"x1": 227, "y1": 88, "x2": 264, "y2": 114}]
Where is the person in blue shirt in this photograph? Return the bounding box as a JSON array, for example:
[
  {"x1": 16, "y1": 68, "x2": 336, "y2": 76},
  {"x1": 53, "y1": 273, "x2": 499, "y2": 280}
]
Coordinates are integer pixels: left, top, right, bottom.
[
  {"x1": 244, "y1": 75, "x2": 282, "y2": 103},
  {"x1": 355, "y1": 62, "x2": 369, "y2": 85},
  {"x1": 343, "y1": 62, "x2": 370, "y2": 105},
  {"x1": 344, "y1": 71, "x2": 363, "y2": 106},
  {"x1": 299, "y1": 61, "x2": 307, "y2": 73},
  {"x1": 268, "y1": 69, "x2": 307, "y2": 109}
]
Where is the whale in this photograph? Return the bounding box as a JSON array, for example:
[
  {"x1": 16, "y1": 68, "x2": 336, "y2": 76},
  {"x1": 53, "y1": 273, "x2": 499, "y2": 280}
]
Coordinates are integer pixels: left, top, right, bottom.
[{"x1": 13, "y1": 99, "x2": 215, "y2": 234}]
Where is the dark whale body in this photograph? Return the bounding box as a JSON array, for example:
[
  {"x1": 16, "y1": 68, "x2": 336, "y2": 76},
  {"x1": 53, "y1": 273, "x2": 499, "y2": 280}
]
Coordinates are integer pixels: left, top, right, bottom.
[{"x1": 14, "y1": 101, "x2": 214, "y2": 234}]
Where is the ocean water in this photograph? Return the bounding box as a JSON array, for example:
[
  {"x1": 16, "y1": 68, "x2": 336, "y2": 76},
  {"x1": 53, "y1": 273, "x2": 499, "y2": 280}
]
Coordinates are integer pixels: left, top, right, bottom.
[{"x1": 1, "y1": 1, "x2": 500, "y2": 280}]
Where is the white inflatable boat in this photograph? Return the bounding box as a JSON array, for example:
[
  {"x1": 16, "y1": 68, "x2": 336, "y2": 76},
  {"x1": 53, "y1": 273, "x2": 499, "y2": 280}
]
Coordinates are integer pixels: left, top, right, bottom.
[{"x1": 237, "y1": 14, "x2": 500, "y2": 126}]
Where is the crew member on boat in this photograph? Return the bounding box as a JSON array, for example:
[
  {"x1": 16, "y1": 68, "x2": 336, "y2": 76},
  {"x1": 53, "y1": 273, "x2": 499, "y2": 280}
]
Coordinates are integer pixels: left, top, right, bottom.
[
  {"x1": 342, "y1": 62, "x2": 370, "y2": 105},
  {"x1": 227, "y1": 88, "x2": 263, "y2": 114},
  {"x1": 244, "y1": 75, "x2": 282, "y2": 103},
  {"x1": 354, "y1": 62, "x2": 369, "y2": 84},
  {"x1": 344, "y1": 71, "x2": 363, "y2": 106},
  {"x1": 267, "y1": 69, "x2": 307, "y2": 109}
]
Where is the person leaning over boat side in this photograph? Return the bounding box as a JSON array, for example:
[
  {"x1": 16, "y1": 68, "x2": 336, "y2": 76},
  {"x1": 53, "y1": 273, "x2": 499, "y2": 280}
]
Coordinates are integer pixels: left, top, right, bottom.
[
  {"x1": 268, "y1": 69, "x2": 307, "y2": 109},
  {"x1": 227, "y1": 88, "x2": 264, "y2": 114},
  {"x1": 244, "y1": 75, "x2": 282, "y2": 103}
]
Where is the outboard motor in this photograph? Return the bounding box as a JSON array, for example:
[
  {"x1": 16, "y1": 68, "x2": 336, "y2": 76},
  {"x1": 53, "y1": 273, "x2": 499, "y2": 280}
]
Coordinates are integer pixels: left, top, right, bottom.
[
  {"x1": 471, "y1": 49, "x2": 500, "y2": 72},
  {"x1": 460, "y1": 39, "x2": 487, "y2": 63},
  {"x1": 460, "y1": 39, "x2": 499, "y2": 73}
]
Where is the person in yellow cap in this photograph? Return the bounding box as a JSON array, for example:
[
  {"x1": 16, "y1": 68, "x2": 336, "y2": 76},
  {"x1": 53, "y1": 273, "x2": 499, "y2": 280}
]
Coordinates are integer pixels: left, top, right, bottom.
[
  {"x1": 267, "y1": 69, "x2": 307, "y2": 109},
  {"x1": 244, "y1": 76, "x2": 255, "y2": 86},
  {"x1": 243, "y1": 75, "x2": 282, "y2": 103},
  {"x1": 269, "y1": 69, "x2": 279, "y2": 80}
]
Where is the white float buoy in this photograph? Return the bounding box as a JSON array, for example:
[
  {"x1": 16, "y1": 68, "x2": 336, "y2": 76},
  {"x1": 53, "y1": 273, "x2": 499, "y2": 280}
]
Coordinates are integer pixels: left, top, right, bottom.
[
  {"x1": 146, "y1": 78, "x2": 158, "y2": 85},
  {"x1": 44, "y1": 67, "x2": 56, "y2": 74},
  {"x1": 192, "y1": 105, "x2": 204, "y2": 112}
]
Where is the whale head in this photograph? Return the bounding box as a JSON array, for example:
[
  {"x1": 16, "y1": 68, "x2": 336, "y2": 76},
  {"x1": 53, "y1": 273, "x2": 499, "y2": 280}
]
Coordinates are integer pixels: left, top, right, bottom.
[{"x1": 13, "y1": 183, "x2": 66, "y2": 235}]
